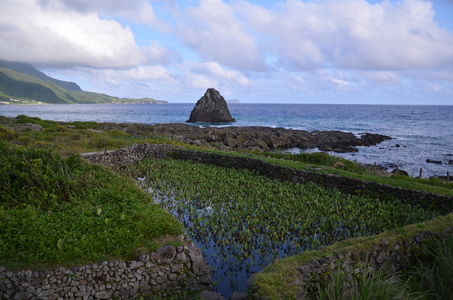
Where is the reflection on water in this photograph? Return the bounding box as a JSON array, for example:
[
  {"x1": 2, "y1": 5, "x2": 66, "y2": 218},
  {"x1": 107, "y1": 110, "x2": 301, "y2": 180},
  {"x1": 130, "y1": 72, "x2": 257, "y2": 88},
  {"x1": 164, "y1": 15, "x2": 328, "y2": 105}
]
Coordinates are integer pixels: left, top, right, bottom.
[
  {"x1": 131, "y1": 158, "x2": 437, "y2": 299},
  {"x1": 148, "y1": 189, "x2": 383, "y2": 297}
]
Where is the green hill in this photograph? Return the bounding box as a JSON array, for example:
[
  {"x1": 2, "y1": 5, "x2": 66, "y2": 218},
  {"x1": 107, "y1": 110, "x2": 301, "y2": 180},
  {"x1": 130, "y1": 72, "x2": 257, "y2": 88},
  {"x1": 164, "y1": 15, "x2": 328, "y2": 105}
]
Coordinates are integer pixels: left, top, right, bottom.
[
  {"x1": 0, "y1": 60, "x2": 82, "y2": 91},
  {"x1": 0, "y1": 71, "x2": 69, "y2": 103},
  {"x1": 0, "y1": 65, "x2": 167, "y2": 104}
]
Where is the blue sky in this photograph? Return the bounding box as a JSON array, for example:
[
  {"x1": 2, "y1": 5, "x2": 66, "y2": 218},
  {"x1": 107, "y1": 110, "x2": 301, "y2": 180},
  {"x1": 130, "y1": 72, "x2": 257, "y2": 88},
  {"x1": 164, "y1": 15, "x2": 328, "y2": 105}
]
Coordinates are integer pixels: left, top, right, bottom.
[{"x1": 1, "y1": 0, "x2": 452, "y2": 104}]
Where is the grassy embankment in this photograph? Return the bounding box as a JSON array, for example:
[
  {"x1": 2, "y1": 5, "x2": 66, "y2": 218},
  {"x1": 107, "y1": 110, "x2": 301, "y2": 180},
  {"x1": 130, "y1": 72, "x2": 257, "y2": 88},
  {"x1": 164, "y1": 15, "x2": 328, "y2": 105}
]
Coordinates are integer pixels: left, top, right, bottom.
[{"x1": 1, "y1": 115, "x2": 452, "y2": 299}]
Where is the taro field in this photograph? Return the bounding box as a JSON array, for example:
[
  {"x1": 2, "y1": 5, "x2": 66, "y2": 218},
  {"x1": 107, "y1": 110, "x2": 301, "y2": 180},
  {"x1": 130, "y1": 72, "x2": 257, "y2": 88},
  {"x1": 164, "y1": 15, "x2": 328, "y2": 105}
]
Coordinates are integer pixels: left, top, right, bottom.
[{"x1": 121, "y1": 158, "x2": 438, "y2": 298}]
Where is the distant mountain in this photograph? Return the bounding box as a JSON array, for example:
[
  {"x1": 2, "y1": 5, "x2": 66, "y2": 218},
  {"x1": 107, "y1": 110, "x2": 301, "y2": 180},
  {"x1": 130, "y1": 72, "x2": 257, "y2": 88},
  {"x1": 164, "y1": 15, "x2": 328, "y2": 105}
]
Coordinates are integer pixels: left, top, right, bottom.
[
  {"x1": 0, "y1": 62, "x2": 167, "y2": 104},
  {"x1": 0, "y1": 60, "x2": 82, "y2": 91},
  {"x1": 0, "y1": 71, "x2": 68, "y2": 103},
  {"x1": 227, "y1": 99, "x2": 240, "y2": 103}
]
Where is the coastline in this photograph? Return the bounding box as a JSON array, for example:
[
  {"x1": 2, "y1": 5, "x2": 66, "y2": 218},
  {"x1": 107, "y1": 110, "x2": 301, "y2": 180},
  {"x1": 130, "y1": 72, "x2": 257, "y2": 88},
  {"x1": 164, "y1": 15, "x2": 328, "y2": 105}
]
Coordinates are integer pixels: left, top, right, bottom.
[{"x1": 0, "y1": 103, "x2": 451, "y2": 178}]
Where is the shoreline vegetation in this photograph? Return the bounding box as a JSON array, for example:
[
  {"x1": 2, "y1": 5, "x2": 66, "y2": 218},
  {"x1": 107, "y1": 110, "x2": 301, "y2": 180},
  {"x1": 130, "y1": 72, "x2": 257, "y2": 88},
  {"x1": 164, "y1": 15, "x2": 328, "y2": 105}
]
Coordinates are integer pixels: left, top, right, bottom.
[{"x1": 1, "y1": 115, "x2": 452, "y2": 299}]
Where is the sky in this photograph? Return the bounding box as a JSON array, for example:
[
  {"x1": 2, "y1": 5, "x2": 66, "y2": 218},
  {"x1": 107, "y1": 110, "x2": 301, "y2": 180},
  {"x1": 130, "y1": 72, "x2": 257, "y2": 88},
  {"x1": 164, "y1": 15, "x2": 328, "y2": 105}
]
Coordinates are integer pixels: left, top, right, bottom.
[{"x1": 1, "y1": 0, "x2": 453, "y2": 104}]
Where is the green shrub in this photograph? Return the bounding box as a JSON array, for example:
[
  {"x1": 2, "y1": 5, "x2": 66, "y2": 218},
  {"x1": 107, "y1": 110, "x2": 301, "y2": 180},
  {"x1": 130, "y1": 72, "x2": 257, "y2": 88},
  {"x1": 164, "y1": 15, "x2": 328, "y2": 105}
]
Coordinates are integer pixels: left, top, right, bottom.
[
  {"x1": 0, "y1": 126, "x2": 19, "y2": 140},
  {"x1": 0, "y1": 141, "x2": 183, "y2": 269},
  {"x1": 15, "y1": 115, "x2": 58, "y2": 128}
]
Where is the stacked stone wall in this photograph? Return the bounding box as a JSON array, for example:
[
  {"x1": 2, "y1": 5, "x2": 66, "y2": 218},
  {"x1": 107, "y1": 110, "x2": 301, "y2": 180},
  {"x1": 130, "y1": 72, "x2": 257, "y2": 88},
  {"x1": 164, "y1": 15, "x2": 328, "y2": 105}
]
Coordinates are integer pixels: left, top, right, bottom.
[
  {"x1": 0, "y1": 244, "x2": 213, "y2": 300},
  {"x1": 286, "y1": 226, "x2": 453, "y2": 299}
]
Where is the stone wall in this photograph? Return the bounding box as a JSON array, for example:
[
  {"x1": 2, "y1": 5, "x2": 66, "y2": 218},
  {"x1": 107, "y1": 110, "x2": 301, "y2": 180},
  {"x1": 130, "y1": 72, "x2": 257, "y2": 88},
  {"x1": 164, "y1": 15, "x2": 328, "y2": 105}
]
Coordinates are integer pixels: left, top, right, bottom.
[
  {"x1": 0, "y1": 243, "x2": 213, "y2": 300},
  {"x1": 285, "y1": 226, "x2": 453, "y2": 299}
]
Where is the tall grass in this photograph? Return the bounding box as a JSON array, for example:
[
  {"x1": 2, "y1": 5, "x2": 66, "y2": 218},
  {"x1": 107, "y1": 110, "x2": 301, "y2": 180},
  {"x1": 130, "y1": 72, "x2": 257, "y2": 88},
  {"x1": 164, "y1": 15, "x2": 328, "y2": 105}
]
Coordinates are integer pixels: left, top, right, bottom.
[
  {"x1": 317, "y1": 267, "x2": 425, "y2": 300},
  {"x1": 316, "y1": 234, "x2": 453, "y2": 300},
  {"x1": 407, "y1": 234, "x2": 453, "y2": 299}
]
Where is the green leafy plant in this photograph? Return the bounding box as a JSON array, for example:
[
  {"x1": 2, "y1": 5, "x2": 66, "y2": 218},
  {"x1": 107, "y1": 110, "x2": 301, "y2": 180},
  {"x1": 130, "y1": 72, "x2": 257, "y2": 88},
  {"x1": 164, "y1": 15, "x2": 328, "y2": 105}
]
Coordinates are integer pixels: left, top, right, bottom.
[
  {"x1": 121, "y1": 158, "x2": 438, "y2": 292},
  {"x1": 0, "y1": 141, "x2": 183, "y2": 269}
]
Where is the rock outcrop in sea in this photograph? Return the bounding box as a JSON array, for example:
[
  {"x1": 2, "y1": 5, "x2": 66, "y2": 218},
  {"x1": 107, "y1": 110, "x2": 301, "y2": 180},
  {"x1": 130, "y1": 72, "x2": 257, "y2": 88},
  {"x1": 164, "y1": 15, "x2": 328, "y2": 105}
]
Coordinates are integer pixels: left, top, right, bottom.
[
  {"x1": 144, "y1": 123, "x2": 392, "y2": 153},
  {"x1": 186, "y1": 88, "x2": 236, "y2": 123}
]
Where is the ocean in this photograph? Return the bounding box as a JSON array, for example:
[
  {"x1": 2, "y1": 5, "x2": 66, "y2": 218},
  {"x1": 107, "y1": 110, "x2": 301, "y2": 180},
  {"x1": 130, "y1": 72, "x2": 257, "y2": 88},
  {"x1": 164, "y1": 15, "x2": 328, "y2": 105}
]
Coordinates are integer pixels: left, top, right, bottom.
[{"x1": 1, "y1": 103, "x2": 452, "y2": 178}]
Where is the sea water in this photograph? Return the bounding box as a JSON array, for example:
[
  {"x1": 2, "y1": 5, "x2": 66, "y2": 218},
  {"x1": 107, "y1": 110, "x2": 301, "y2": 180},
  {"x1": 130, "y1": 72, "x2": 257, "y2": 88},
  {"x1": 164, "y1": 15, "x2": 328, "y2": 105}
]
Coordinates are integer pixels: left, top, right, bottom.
[{"x1": 1, "y1": 103, "x2": 452, "y2": 178}]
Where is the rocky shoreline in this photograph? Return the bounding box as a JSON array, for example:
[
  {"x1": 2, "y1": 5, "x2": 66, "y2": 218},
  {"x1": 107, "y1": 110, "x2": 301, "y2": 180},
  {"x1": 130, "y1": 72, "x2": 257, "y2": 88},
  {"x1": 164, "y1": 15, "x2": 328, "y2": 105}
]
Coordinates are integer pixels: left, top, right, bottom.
[{"x1": 106, "y1": 122, "x2": 393, "y2": 153}]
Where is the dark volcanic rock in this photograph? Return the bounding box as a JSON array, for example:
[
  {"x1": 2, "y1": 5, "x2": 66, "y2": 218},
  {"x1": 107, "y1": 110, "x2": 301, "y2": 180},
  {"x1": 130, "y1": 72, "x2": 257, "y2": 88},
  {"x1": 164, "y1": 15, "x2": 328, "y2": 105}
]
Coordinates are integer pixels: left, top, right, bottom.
[
  {"x1": 426, "y1": 159, "x2": 443, "y2": 164},
  {"x1": 187, "y1": 88, "x2": 236, "y2": 123},
  {"x1": 144, "y1": 123, "x2": 392, "y2": 152}
]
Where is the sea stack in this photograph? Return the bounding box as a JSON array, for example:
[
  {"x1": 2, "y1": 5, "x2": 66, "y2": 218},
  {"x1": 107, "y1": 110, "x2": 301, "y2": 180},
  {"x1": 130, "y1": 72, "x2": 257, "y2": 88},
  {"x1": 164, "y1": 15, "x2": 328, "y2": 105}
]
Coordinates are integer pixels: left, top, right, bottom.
[{"x1": 186, "y1": 88, "x2": 236, "y2": 123}]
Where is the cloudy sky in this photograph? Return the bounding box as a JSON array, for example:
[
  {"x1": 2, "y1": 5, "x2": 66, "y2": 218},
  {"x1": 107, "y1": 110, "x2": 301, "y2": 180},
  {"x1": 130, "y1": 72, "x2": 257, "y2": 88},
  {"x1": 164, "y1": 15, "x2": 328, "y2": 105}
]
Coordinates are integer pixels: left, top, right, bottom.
[{"x1": 1, "y1": 0, "x2": 453, "y2": 104}]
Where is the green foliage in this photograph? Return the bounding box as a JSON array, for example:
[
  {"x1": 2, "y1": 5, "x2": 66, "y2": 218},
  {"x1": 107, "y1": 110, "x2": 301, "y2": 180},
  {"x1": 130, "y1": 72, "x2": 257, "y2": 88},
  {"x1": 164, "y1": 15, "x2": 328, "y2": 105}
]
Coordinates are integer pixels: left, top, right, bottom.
[
  {"x1": 389, "y1": 174, "x2": 453, "y2": 190},
  {"x1": 69, "y1": 121, "x2": 104, "y2": 130},
  {"x1": 15, "y1": 115, "x2": 59, "y2": 128},
  {"x1": 0, "y1": 126, "x2": 19, "y2": 140},
  {"x1": 317, "y1": 267, "x2": 425, "y2": 300},
  {"x1": 0, "y1": 141, "x2": 183, "y2": 269},
  {"x1": 407, "y1": 234, "x2": 453, "y2": 299},
  {"x1": 121, "y1": 158, "x2": 437, "y2": 287},
  {"x1": 258, "y1": 151, "x2": 365, "y2": 173}
]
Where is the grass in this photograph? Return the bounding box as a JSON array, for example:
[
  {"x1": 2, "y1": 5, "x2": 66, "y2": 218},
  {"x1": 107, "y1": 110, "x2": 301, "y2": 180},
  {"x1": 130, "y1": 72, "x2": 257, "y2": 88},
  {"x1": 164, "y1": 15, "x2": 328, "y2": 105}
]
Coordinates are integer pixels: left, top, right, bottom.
[
  {"x1": 250, "y1": 212, "x2": 453, "y2": 300},
  {"x1": 0, "y1": 115, "x2": 188, "y2": 156},
  {"x1": 315, "y1": 234, "x2": 453, "y2": 300},
  {"x1": 406, "y1": 234, "x2": 453, "y2": 299},
  {"x1": 254, "y1": 151, "x2": 366, "y2": 173},
  {"x1": 1, "y1": 114, "x2": 452, "y2": 197},
  {"x1": 0, "y1": 140, "x2": 183, "y2": 271},
  {"x1": 317, "y1": 267, "x2": 425, "y2": 300}
]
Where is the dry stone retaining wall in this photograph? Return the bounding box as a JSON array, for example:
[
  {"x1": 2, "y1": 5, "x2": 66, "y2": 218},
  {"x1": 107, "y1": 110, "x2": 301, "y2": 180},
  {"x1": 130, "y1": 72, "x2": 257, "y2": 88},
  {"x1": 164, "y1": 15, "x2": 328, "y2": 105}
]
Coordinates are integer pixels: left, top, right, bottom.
[
  {"x1": 0, "y1": 243, "x2": 213, "y2": 300},
  {"x1": 286, "y1": 226, "x2": 453, "y2": 299}
]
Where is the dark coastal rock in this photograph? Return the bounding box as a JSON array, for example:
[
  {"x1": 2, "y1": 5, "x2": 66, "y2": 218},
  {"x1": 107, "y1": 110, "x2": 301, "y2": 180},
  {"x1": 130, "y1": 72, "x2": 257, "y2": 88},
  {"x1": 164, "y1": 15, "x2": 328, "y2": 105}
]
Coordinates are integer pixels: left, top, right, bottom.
[
  {"x1": 144, "y1": 123, "x2": 392, "y2": 152},
  {"x1": 426, "y1": 159, "x2": 443, "y2": 164},
  {"x1": 186, "y1": 88, "x2": 236, "y2": 123},
  {"x1": 332, "y1": 147, "x2": 358, "y2": 153},
  {"x1": 358, "y1": 132, "x2": 393, "y2": 146}
]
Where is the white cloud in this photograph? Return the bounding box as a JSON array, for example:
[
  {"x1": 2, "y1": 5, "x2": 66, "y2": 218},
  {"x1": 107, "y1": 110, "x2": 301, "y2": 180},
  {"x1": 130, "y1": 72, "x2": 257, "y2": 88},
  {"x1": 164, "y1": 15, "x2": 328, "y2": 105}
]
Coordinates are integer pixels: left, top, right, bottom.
[
  {"x1": 235, "y1": 0, "x2": 453, "y2": 71},
  {"x1": 0, "y1": 0, "x2": 170, "y2": 68},
  {"x1": 37, "y1": 0, "x2": 158, "y2": 26},
  {"x1": 171, "y1": 0, "x2": 267, "y2": 71},
  {"x1": 178, "y1": 61, "x2": 254, "y2": 91},
  {"x1": 360, "y1": 71, "x2": 402, "y2": 85},
  {"x1": 188, "y1": 61, "x2": 252, "y2": 86},
  {"x1": 0, "y1": 0, "x2": 452, "y2": 104}
]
